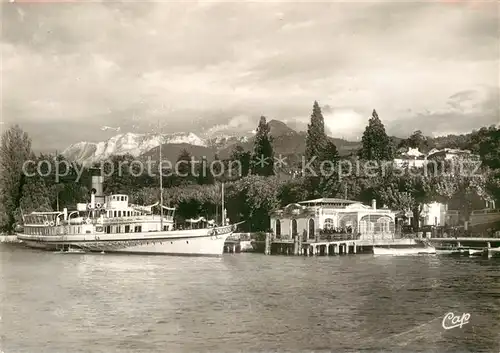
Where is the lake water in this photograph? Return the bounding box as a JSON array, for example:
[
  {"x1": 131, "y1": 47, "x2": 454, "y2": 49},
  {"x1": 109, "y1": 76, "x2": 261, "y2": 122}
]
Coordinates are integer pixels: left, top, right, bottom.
[{"x1": 1, "y1": 244, "x2": 499, "y2": 353}]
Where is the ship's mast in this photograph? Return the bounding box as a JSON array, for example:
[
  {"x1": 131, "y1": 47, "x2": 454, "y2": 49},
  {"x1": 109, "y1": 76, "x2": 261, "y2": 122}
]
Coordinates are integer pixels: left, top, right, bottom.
[
  {"x1": 159, "y1": 120, "x2": 163, "y2": 231},
  {"x1": 221, "y1": 181, "x2": 225, "y2": 226}
]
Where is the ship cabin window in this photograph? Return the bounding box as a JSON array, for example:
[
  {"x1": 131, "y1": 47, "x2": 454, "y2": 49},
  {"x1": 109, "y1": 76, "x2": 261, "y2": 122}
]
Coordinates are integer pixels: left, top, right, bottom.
[
  {"x1": 115, "y1": 226, "x2": 121, "y2": 233},
  {"x1": 125, "y1": 225, "x2": 130, "y2": 233},
  {"x1": 113, "y1": 211, "x2": 117, "y2": 217},
  {"x1": 105, "y1": 226, "x2": 111, "y2": 234},
  {"x1": 118, "y1": 211, "x2": 122, "y2": 217},
  {"x1": 134, "y1": 225, "x2": 142, "y2": 233}
]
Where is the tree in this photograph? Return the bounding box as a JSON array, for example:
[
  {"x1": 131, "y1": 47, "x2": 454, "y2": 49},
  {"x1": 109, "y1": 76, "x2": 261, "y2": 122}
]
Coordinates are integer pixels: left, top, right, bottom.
[
  {"x1": 230, "y1": 145, "x2": 251, "y2": 179},
  {"x1": 174, "y1": 149, "x2": 196, "y2": 186},
  {"x1": 399, "y1": 130, "x2": 430, "y2": 152},
  {"x1": 321, "y1": 139, "x2": 340, "y2": 163},
  {"x1": 102, "y1": 154, "x2": 142, "y2": 194},
  {"x1": 358, "y1": 109, "x2": 394, "y2": 161},
  {"x1": 196, "y1": 157, "x2": 214, "y2": 185},
  {"x1": 0, "y1": 125, "x2": 32, "y2": 231},
  {"x1": 226, "y1": 175, "x2": 282, "y2": 232},
  {"x1": 374, "y1": 164, "x2": 434, "y2": 231},
  {"x1": 17, "y1": 176, "x2": 52, "y2": 217},
  {"x1": 251, "y1": 116, "x2": 274, "y2": 176},
  {"x1": 303, "y1": 101, "x2": 340, "y2": 197},
  {"x1": 305, "y1": 101, "x2": 327, "y2": 173},
  {"x1": 277, "y1": 177, "x2": 309, "y2": 207},
  {"x1": 431, "y1": 156, "x2": 491, "y2": 227},
  {"x1": 468, "y1": 126, "x2": 500, "y2": 170}
]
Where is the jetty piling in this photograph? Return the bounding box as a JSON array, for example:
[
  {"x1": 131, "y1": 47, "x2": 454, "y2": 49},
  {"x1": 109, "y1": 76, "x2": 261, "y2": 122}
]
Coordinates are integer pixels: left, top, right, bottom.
[{"x1": 264, "y1": 232, "x2": 362, "y2": 256}]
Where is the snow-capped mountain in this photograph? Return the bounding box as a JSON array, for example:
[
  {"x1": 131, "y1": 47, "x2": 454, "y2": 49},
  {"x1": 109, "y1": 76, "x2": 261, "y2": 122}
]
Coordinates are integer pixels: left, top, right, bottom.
[
  {"x1": 205, "y1": 134, "x2": 252, "y2": 149},
  {"x1": 62, "y1": 132, "x2": 208, "y2": 165},
  {"x1": 62, "y1": 131, "x2": 248, "y2": 165}
]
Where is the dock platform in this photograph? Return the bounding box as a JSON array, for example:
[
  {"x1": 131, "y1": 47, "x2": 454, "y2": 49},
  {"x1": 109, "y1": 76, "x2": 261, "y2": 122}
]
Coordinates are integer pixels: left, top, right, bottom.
[{"x1": 265, "y1": 234, "x2": 420, "y2": 256}]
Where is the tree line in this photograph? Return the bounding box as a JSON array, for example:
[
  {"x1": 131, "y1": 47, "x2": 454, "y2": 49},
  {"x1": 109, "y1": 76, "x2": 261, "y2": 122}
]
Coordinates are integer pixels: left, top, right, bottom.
[{"x1": 1, "y1": 102, "x2": 499, "y2": 234}]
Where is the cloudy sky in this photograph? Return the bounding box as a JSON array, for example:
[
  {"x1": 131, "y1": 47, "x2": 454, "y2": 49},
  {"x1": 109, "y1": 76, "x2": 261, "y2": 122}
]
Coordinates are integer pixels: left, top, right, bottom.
[{"x1": 1, "y1": 0, "x2": 499, "y2": 151}]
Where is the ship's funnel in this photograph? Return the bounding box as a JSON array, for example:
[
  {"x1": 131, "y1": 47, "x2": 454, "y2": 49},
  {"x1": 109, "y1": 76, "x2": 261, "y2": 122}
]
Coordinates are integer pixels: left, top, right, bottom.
[{"x1": 90, "y1": 168, "x2": 105, "y2": 205}]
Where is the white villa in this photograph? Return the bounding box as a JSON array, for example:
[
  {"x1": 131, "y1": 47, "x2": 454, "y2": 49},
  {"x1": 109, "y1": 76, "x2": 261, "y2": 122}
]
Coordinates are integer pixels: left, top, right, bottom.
[
  {"x1": 400, "y1": 202, "x2": 448, "y2": 227},
  {"x1": 269, "y1": 198, "x2": 397, "y2": 241},
  {"x1": 394, "y1": 147, "x2": 427, "y2": 168},
  {"x1": 393, "y1": 147, "x2": 480, "y2": 169},
  {"x1": 427, "y1": 148, "x2": 479, "y2": 161}
]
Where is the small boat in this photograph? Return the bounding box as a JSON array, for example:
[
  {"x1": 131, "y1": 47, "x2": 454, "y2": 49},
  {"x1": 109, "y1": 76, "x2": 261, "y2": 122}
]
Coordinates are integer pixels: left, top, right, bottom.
[
  {"x1": 435, "y1": 247, "x2": 461, "y2": 255},
  {"x1": 487, "y1": 247, "x2": 500, "y2": 258},
  {"x1": 467, "y1": 248, "x2": 484, "y2": 256},
  {"x1": 373, "y1": 240, "x2": 436, "y2": 256}
]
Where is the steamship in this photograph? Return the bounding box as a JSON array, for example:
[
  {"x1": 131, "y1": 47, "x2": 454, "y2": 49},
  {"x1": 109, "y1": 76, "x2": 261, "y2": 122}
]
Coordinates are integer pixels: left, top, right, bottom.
[{"x1": 16, "y1": 172, "x2": 239, "y2": 256}]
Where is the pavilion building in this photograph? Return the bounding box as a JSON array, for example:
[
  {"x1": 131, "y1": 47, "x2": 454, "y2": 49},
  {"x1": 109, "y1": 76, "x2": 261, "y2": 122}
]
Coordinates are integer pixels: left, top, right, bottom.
[{"x1": 269, "y1": 198, "x2": 397, "y2": 241}]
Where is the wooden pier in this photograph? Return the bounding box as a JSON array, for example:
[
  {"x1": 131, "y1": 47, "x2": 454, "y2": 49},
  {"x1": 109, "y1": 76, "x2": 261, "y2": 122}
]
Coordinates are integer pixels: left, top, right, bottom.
[
  {"x1": 223, "y1": 233, "x2": 255, "y2": 253},
  {"x1": 268, "y1": 239, "x2": 358, "y2": 256},
  {"x1": 227, "y1": 233, "x2": 500, "y2": 256},
  {"x1": 264, "y1": 234, "x2": 500, "y2": 256},
  {"x1": 430, "y1": 237, "x2": 500, "y2": 247},
  {"x1": 264, "y1": 233, "x2": 369, "y2": 256}
]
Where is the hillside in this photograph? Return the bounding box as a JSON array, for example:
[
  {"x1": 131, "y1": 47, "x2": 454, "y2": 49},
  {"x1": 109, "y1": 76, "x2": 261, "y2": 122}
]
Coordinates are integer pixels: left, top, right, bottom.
[
  {"x1": 60, "y1": 119, "x2": 494, "y2": 165},
  {"x1": 141, "y1": 143, "x2": 216, "y2": 162},
  {"x1": 218, "y1": 120, "x2": 361, "y2": 161}
]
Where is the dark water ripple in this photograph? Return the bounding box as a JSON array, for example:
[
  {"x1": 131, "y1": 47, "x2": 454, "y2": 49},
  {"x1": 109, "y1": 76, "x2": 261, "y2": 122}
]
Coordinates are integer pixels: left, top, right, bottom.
[{"x1": 1, "y1": 245, "x2": 499, "y2": 353}]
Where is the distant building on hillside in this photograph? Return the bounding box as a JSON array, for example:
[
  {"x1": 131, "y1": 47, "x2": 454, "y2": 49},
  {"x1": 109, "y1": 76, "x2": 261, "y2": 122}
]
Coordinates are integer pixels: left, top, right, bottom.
[
  {"x1": 393, "y1": 147, "x2": 479, "y2": 169},
  {"x1": 393, "y1": 147, "x2": 427, "y2": 168},
  {"x1": 426, "y1": 148, "x2": 479, "y2": 161}
]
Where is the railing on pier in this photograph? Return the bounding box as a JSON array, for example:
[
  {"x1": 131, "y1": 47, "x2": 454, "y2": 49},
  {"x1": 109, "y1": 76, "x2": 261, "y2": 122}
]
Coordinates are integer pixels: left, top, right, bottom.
[
  {"x1": 316, "y1": 233, "x2": 359, "y2": 241},
  {"x1": 272, "y1": 233, "x2": 360, "y2": 242}
]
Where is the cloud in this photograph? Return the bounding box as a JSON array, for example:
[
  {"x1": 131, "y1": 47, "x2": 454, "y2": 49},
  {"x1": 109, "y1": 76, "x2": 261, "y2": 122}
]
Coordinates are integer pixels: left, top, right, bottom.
[
  {"x1": 1, "y1": 1, "x2": 499, "y2": 151},
  {"x1": 204, "y1": 115, "x2": 256, "y2": 137},
  {"x1": 390, "y1": 85, "x2": 500, "y2": 137}
]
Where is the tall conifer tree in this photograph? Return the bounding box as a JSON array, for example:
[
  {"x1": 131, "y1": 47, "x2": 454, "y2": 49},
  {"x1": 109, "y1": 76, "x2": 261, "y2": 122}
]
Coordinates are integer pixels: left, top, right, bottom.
[
  {"x1": 358, "y1": 109, "x2": 394, "y2": 161},
  {"x1": 251, "y1": 116, "x2": 274, "y2": 176},
  {"x1": 305, "y1": 101, "x2": 339, "y2": 174},
  {"x1": 305, "y1": 101, "x2": 326, "y2": 165}
]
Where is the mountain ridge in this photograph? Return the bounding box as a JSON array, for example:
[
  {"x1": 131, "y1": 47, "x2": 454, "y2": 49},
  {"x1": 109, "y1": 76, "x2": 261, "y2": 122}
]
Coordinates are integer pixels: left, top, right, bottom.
[{"x1": 61, "y1": 119, "x2": 492, "y2": 165}]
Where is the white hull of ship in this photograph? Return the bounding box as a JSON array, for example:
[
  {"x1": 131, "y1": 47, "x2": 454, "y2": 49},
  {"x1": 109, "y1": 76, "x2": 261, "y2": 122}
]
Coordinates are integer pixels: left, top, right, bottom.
[
  {"x1": 16, "y1": 227, "x2": 234, "y2": 256},
  {"x1": 373, "y1": 246, "x2": 436, "y2": 256}
]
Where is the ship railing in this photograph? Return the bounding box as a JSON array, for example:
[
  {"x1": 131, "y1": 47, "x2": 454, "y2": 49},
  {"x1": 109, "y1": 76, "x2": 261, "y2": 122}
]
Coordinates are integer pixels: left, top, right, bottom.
[{"x1": 102, "y1": 216, "x2": 173, "y2": 223}]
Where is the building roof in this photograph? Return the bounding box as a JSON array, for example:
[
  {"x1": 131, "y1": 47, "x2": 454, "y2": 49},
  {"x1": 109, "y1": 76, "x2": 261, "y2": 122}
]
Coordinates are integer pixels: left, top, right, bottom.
[
  {"x1": 298, "y1": 198, "x2": 357, "y2": 204},
  {"x1": 404, "y1": 147, "x2": 425, "y2": 157},
  {"x1": 427, "y1": 148, "x2": 472, "y2": 156}
]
